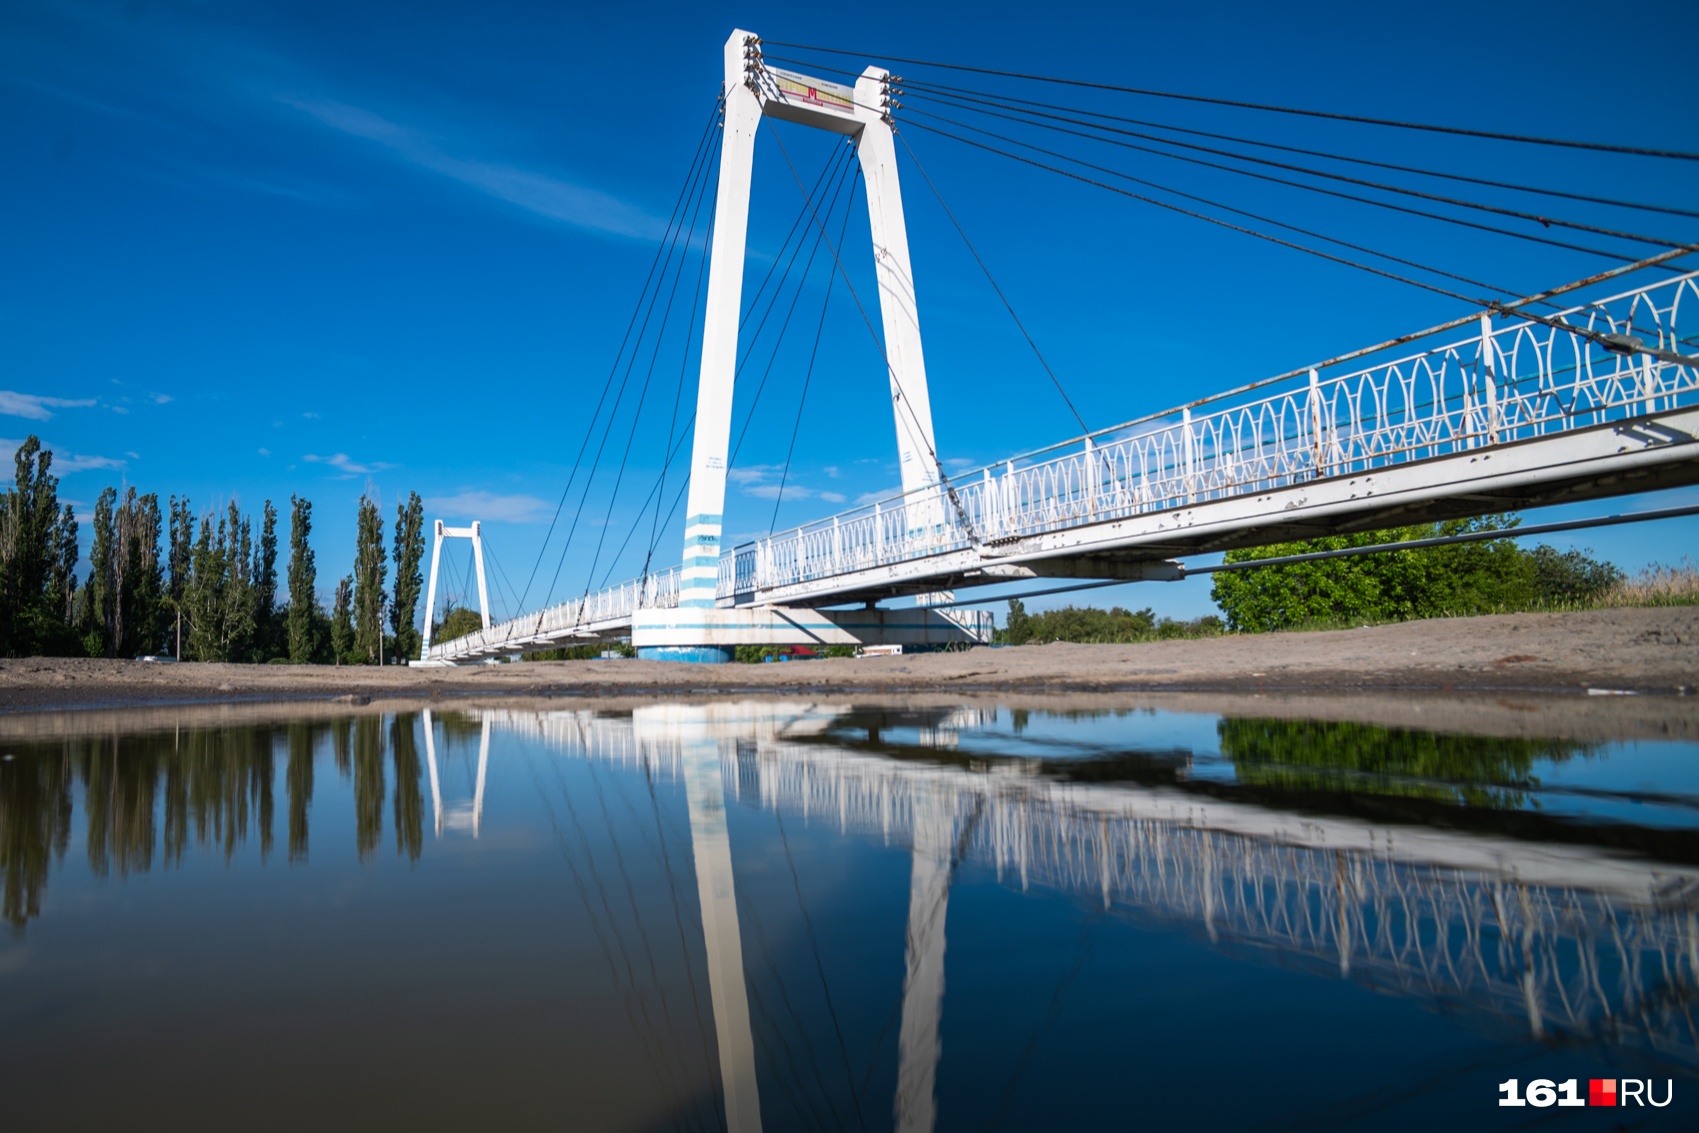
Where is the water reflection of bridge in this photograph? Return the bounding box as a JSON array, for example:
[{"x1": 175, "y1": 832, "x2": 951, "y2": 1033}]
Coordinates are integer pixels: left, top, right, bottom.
[
  {"x1": 474, "y1": 700, "x2": 1699, "y2": 1116},
  {"x1": 5, "y1": 704, "x2": 1696, "y2": 1131}
]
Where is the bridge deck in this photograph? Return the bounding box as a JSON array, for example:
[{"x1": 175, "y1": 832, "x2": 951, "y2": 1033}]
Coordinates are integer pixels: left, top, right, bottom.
[{"x1": 430, "y1": 272, "x2": 1699, "y2": 663}]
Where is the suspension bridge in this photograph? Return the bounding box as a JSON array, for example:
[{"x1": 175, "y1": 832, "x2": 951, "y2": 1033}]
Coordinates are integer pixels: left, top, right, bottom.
[{"x1": 419, "y1": 31, "x2": 1699, "y2": 664}]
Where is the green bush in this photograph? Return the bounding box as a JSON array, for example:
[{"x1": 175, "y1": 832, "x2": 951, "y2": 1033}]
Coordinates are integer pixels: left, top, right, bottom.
[
  {"x1": 1211, "y1": 516, "x2": 1532, "y2": 632},
  {"x1": 996, "y1": 600, "x2": 1223, "y2": 644}
]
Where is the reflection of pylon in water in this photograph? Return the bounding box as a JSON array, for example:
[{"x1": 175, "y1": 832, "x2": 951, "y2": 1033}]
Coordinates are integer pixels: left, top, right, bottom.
[{"x1": 422, "y1": 710, "x2": 490, "y2": 838}]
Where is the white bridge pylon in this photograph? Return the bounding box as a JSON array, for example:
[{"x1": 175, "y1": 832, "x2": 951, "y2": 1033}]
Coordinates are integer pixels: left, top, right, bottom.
[
  {"x1": 417, "y1": 519, "x2": 491, "y2": 663},
  {"x1": 676, "y1": 30, "x2": 940, "y2": 621}
]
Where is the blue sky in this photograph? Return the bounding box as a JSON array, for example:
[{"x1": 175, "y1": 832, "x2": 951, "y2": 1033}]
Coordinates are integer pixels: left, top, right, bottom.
[{"x1": 4, "y1": 0, "x2": 1696, "y2": 624}]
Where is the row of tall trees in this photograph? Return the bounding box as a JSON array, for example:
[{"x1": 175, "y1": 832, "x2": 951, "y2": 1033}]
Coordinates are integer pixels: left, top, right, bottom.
[{"x1": 0, "y1": 436, "x2": 430, "y2": 663}]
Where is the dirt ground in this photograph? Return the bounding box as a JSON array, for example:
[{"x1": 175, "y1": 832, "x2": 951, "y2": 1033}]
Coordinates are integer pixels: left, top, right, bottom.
[{"x1": 1, "y1": 606, "x2": 1692, "y2": 718}]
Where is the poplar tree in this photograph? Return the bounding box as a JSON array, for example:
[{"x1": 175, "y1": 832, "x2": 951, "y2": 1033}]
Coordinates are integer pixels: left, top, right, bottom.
[
  {"x1": 114, "y1": 490, "x2": 164, "y2": 657},
  {"x1": 352, "y1": 495, "x2": 386, "y2": 664},
  {"x1": 390, "y1": 492, "x2": 425, "y2": 662},
  {"x1": 331, "y1": 575, "x2": 354, "y2": 664},
  {"x1": 184, "y1": 513, "x2": 224, "y2": 661},
  {"x1": 47, "y1": 505, "x2": 78, "y2": 636},
  {"x1": 221, "y1": 501, "x2": 256, "y2": 661},
  {"x1": 82, "y1": 488, "x2": 117, "y2": 657},
  {"x1": 253, "y1": 500, "x2": 279, "y2": 659},
  {"x1": 0, "y1": 437, "x2": 68, "y2": 654},
  {"x1": 286, "y1": 495, "x2": 318, "y2": 663}
]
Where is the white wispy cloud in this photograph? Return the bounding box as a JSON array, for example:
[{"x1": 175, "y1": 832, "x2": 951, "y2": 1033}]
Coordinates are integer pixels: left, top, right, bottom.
[
  {"x1": 0, "y1": 390, "x2": 95, "y2": 421},
  {"x1": 424, "y1": 490, "x2": 552, "y2": 524},
  {"x1": 281, "y1": 96, "x2": 665, "y2": 240},
  {"x1": 727, "y1": 465, "x2": 845, "y2": 504},
  {"x1": 1, "y1": 437, "x2": 124, "y2": 474},
  {"x1": 303, "y1": 452, "x2": 395, "y2": 477}
]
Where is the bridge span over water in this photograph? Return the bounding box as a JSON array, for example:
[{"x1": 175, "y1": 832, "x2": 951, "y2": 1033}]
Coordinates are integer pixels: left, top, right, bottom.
[
  {"x1": 428, "y1": 267, "x2": 1699, "y2": 664},
  {"x1": 420, "y1": 32, "x2": 1699, "y2": 664}
]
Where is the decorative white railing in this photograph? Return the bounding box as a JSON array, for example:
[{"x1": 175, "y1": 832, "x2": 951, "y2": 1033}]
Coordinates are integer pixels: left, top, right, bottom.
[
  {"x1": 750, "y1": 271, "x2": 1698, "y2": 592},
  {"x1": 432, "y1": 271, "x2": 1697, "y2": 659},
  {"x1": 431, "y1": 566, "x2": 681, "y2": 659}
]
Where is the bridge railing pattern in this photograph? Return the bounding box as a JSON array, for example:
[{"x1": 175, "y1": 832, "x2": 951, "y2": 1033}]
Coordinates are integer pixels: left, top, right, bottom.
[
  {"x1": 751, "y1": 271, "x2": 1698, "y2": 591},
  {"x1": 428, "y1": 566, "x2": 681, "y2": 659},
  {"x1": 432, "y1": 272, "x2": 1696, "y2": 658}
]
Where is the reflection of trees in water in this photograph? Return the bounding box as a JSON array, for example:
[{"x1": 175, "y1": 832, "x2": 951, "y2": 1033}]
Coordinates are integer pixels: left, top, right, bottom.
[
  {"x1": 0, "y1": 751, "x2": 72, "y2": 931},
  {"x1": 0, "y1": 715, "x2": 429, "y2": 930},
  {"x1": 390, "y1": 716, "x2": 422, "y2": 862},
  {"x1": 1218, "y1": 718, "x2": 1587, "y2": 808},
  {"x1": 354, "y1": 716, "x2": 385, "y2": 859},
  {"x1": 287, "y1": 723, "x2": 313, "y2": 862}
]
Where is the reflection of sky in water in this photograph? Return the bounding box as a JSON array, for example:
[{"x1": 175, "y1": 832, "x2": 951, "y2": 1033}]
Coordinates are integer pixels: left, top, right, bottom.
[{"x1": 1, "y1": 704, "x2": 1695, "y2": 1132}]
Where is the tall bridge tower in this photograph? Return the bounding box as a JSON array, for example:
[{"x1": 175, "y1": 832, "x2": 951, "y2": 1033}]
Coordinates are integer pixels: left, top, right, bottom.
[{"x1": 675, "y1": 30, "x2": 940, "y2": 637}]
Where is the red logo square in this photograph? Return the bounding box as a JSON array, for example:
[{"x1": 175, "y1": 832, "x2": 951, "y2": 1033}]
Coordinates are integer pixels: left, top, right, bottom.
[{"x1": 1589, "y1": 1079, "x2": 1616, "y2": 1107}]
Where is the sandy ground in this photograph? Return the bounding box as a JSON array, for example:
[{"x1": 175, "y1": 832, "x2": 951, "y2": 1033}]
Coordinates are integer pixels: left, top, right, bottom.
[{"x1": 1, "y1": 606, "x2": 1692, "y2": 719}]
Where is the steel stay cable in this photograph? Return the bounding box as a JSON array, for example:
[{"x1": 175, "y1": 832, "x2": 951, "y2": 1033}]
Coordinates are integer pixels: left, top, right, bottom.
[
  {"x1": 900, "y1": 84, "x2": 1692, "y2": 252},
  {"x1": 741, "y1": 901, "x2": 850, "y2": 1133},
  {"x1": 542, "y1": 120, "x2": 723, "y2": 610},
  {"x1": 911, "y1": 112, "x2": 1699, "y2": 357},
  {"x1": 873, "y1": 74, "x2": 1699, "y2": 222},
  {"x1": 581, "y1": 759, "x2": 710, "y2": 1127},
  {"x1": 518, "y1": 98, "x2": 722, "y2": 616},
  {"x1": 635, "y1": 769, "x2": 727, "y2": 1133},
  {"x1": 900, "y1": 98, "x2": 1689, "y2": 270},
  {"x1": 582, "y1": 122, "x2": 726, "y2": 596},
  {"x1": 737, "y1": 144, "x2": 851, "y2": 356},
  {"x1": 894, "y1": 128, "x2": 1089, "y2": 432},
  {"x1": 596, "y1": 146, "x2": 854, "y2": 591},
  {"x1": 759, "y1": 39, "x2": 1699, "y2": 161},
  {"x1": 535, "y1": 758, "x2": 708, "y2": 1133},
  {"x1": 525, "y1": 760, "x2": 697, "y2": 1133},
  {"x1": 903, "y1": 117, "x2": 1486, "y2": 307},
  {"x1": 763, "y1": 52, "x2": 1699, "y2": 221},
  {"x1": 599, "y1": 147, "x2": 855, "y2": 589},
  {"x1": 898, "y1": 105, "x2": 1537, "y2": 301},
  {"x1": 643, "y1": 166, "x2": 721, "y2": 583},
  {"x1": 773, "y1": 807, "x2": 869, "y2": 1133},
  {"x1": 532, "y1": 107, "x2": 722, "y2": 620},
  {"x1": 743, "y1": 58, "x2": 1694, "y2": 451},
  {"x1": 726, "y1": 147, "x2": 859, "y2": 459},
  {"x1": 771, "y1": 171, "x2": 860, "y2": 534},
  {"x1": 726, "y1": 149, "x2": 860, "y2": 481},
  {"x1": 1483, "y1": 302, "x2": 1699, "y2": 368},
  {"x1": 602, "y1": 409, "x2": 699, "y2": 592},
  {"x1": 766, "y1": 156, "x2": 1689, "y2": 484},
  {"x1": 765, "y1": 121, "x2": 981, "y2": 541}
]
